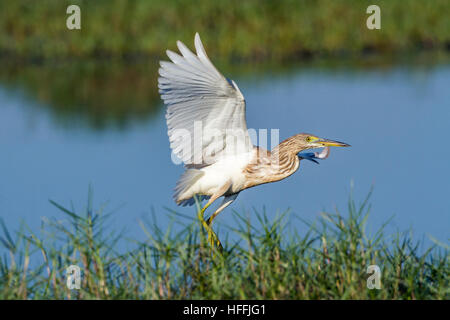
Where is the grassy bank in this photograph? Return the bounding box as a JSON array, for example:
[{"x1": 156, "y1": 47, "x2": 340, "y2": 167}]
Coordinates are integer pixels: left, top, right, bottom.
[
  {"x1": 0, "y1": 192, "x2": 448, "y2": 299},
  {"x1": 1, "y1": 0, "x2": 449, "y2": 61}
]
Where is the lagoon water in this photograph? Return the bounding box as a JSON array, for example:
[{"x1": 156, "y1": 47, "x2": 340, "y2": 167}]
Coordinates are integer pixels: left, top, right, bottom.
[{"x1": 1, "y1": 61, "x2": 449, "y2": 246}]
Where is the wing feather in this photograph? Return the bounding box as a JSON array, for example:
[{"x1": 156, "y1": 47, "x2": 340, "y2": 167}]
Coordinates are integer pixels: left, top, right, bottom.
[{"x1": 158, "y1": 33, "x2": 252, "y2": 166}]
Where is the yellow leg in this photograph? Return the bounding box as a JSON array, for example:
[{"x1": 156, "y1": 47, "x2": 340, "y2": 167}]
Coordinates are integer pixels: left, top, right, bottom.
[
  {"x1": 197, "y1": 202, "x2": 223, "y2": 252},
  {"x1": 197, "y1": 203, "x2": 211, "y2": 231},
  {"x1": 206, "y1": 193, "x2": 238, "y2": 228},
  {"x1": 206, "y1": 211, "x2": 220, "y2": 226}
]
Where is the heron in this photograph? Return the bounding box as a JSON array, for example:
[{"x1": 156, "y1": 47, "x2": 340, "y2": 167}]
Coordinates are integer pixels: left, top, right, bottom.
[{"x1": 158, "y1": 33, "x2": 349, "y2": 249}]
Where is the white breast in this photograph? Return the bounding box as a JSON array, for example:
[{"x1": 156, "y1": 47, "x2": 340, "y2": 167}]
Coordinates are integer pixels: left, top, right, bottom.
[{"x1": 192, "y1": 151, "x2": 255, "y2": 196}]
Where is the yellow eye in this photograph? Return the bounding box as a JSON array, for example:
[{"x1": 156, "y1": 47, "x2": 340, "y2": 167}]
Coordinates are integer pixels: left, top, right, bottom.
[{"x1": 306, "y1": 136, "x2": 311, "y2": 142}]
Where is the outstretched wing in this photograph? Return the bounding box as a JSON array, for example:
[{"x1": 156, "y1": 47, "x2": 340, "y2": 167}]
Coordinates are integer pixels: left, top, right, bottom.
[{"x1": 158, "y1": 33, "x2": 253, "y2": 166}]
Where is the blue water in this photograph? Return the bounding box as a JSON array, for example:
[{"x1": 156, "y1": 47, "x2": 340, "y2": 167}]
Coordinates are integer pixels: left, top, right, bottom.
[{"x1": 1, "y1": 64, "x2": 449, "y2": 246}]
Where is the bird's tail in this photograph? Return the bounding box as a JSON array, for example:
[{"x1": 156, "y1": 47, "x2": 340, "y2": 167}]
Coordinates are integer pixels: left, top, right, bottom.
[{"x1": 174, "y1": 169, "x2": 207, "y2": 206}]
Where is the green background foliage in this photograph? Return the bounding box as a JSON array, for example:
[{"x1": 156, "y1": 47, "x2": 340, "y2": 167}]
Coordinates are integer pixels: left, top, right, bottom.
[{"x1": 1, "y1": 0, "x2": 449, "y2": 61}]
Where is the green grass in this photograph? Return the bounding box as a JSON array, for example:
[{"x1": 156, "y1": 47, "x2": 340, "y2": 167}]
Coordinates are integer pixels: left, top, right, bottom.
[
  {"x1": 1, "y1": 0, "x2": 449, "y2": 61},
  {"x1": 0, "y1": 191, "x2": 448, "y2": 299}
]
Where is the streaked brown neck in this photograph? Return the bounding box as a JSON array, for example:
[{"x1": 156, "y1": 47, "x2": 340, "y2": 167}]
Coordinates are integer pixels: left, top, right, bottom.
[{"x1": 243, "y1": 136, "x2": 306, "y2": 189}]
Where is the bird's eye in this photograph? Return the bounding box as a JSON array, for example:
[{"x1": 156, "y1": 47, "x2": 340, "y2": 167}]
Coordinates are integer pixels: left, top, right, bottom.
[{"x1": 306, "y1": 136, "x2": 311, "y2": 142}]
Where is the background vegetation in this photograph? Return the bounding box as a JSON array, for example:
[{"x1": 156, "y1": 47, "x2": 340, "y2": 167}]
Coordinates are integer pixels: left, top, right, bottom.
[
  {"x1": 1, "y1": 0, "x2": 449, "y2": 61},
  {"x1": 0, "y1": 193, "x2": 448, "y2": 299}
]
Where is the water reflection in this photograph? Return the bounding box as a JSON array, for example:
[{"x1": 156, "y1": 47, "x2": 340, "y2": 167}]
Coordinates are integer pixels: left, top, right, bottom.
[{"x1": 0, "y1": 59, "x2": 161, "y2": 129}]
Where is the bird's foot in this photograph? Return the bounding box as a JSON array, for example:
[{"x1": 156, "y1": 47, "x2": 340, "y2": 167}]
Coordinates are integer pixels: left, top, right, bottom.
[
  {"x1": 197, "y1": 207, "x2": 209, "y2": 230},
  {"x1": 197, "y1": 206, "x2": 223, "y2": 254},
  {"x1": 207, "y1": 228, "x2": 223, "y2": 253}
]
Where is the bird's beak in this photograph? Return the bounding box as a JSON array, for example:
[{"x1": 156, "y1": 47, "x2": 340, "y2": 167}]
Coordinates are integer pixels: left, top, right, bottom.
[{"x1": 316, "y1": 138, "x2": 350, "y2": 147}]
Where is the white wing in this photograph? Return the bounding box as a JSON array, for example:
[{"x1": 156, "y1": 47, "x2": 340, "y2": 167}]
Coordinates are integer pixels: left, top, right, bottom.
[{"x1": 158, "y1": 33, "x2": 253, "y2": 166}]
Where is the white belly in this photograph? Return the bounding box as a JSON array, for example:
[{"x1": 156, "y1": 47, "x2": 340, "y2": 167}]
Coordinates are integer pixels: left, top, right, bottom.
[{"x1": 192, "y1": 151, "x2": 254, "y2": 196}]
